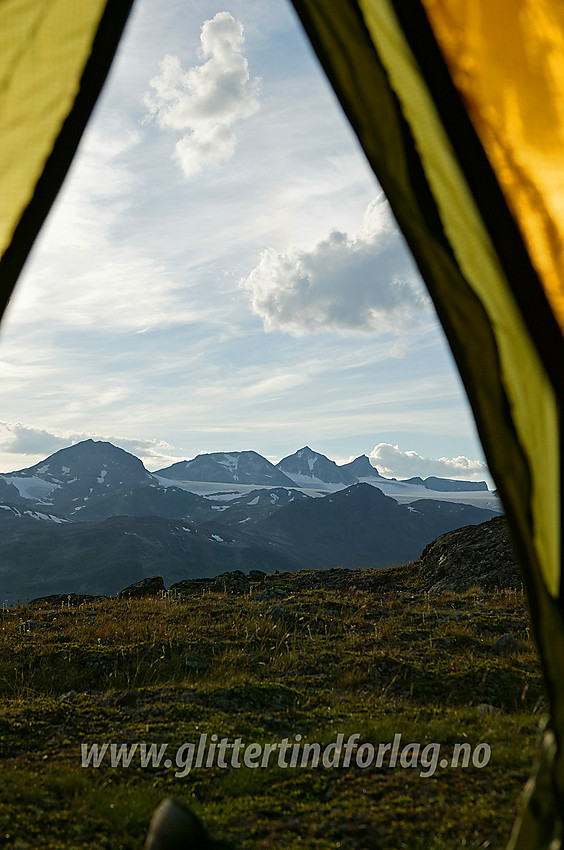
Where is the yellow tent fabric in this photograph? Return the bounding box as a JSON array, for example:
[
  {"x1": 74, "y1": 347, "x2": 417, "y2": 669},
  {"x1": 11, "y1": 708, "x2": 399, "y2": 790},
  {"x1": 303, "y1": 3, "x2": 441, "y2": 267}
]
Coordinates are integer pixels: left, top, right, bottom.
[
  {"x1": 0, "y1": 0, "x2": 133, "y2": 320},
  {"x1": 422, "y1": 0, "x2": 564, "y2": 336},
  {"x1": 290, "y1": 0, "x2": 564, "y2": 846}
]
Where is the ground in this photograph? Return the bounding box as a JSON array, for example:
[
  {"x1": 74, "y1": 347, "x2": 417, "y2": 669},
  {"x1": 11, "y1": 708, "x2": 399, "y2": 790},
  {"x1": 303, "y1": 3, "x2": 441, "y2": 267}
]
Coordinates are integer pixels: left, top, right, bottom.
[{"x1": 0, "y1": 566, "x2": 544, "y2": 849}]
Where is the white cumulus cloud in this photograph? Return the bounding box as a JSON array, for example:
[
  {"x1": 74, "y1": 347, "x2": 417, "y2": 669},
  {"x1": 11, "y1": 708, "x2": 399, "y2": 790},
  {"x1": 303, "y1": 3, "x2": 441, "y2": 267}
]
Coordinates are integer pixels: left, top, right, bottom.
[
  {"x1": 144, "y1": 12, "x2": 260, "y2": 177},
  {"x1": 239, "y1": 196, "x2": 429, "y2": 335},
  {"x1": 370, "y1": 443, "x2": 489, "y2": 482}
]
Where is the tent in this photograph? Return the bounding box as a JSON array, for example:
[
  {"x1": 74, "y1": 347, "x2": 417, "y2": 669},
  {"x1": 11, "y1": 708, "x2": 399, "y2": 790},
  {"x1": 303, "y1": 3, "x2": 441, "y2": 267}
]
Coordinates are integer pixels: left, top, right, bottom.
[{"x1": 0, "y1": 1, "x2": 562, "y2": 846}]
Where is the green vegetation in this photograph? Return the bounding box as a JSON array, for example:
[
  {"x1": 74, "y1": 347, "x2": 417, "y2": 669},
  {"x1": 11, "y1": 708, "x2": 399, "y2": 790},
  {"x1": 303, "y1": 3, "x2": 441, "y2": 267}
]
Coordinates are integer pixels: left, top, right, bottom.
[{"x1": 0, "y1": 569, "x2": 544, "y2": 849}]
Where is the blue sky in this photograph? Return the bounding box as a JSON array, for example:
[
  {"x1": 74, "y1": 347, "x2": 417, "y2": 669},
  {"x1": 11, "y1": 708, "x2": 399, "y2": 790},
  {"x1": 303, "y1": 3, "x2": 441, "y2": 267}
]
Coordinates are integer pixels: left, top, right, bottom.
[{"x1": 0, "y1": 0, "x2": 491, "y2": 485}]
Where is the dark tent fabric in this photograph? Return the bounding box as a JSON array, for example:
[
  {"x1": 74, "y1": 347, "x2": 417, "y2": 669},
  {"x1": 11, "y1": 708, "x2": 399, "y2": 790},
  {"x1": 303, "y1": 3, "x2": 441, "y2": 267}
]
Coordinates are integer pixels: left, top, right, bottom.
[
  {"x1": 0, "y1": 0, "x2": 563, "y2": 845},
  {"x1": 289, "y1": 1, "x2": 564, "y2": 845}
]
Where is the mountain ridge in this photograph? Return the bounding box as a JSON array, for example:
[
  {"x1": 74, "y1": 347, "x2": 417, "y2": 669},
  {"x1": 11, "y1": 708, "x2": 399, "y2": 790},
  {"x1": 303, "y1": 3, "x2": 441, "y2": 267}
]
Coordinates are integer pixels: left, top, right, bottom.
[{"x1": 0, "y1": 439, "x2": 500, "y2": 604}]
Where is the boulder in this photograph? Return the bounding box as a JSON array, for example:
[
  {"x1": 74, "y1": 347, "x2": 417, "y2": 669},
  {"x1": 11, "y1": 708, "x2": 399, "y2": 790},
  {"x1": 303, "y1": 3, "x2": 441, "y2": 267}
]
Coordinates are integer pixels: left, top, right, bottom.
[
  {"x1": 118, "y1": 576, "x2": 165, "y2": 599},
  {"x1": 169, "y1": 578, "x2": 214, "y2": 594},
  {"x1": 491, "y1": 633, "x2": 520, "y2": 656},
  {"x1": 210, "y1": 570, "x2": 250, "y2": 594}
]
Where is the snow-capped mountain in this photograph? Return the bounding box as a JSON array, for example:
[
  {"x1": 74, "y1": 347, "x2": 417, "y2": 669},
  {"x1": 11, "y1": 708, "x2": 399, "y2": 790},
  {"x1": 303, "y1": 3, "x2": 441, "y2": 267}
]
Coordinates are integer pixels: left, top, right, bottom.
[
  {"x1": 155, "y1": 451, "x2": 295, "y2": 486},
  {"x1": 276, "y1": 446, "x2": 357, "y2": 486},
  {"x1": 0, "y1": 440, "x2": 155, "y2": 516},
  {"x1": 0, "y1": 438, "x2": 502, "y2": 603},
  {"x1": 402, "y1": 475, "x2": 489, "y2": 492}
]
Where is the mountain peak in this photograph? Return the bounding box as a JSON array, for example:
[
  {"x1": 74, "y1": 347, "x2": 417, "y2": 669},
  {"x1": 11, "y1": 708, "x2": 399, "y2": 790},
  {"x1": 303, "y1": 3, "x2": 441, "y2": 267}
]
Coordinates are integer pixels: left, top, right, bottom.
[
  {"x1": 340, "y1": 455, "x2": 381, "y2": 478},
  {"x1": 3, "y1": 439, "x2": 154, "y2": 514},
  {"x1": 155, "y1": 451, "x2": 295, "y2": 487},
  {"x1": 277, "y1": 447, "x2": 357, "y2": 485}
]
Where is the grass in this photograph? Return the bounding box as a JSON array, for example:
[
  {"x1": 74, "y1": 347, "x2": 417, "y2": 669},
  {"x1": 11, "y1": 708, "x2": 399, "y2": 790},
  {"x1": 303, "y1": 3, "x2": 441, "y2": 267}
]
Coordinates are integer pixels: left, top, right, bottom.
[{"x1": 0, "y1": 573, "x2": 544, "y2": 849}]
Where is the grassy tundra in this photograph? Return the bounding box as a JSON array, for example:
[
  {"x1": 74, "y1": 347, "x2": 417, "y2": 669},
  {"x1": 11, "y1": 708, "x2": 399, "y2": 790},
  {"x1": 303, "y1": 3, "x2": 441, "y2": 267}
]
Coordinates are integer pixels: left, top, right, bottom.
[{"x1": 0, "y1": 566, "x2": 543, "y2": 849}]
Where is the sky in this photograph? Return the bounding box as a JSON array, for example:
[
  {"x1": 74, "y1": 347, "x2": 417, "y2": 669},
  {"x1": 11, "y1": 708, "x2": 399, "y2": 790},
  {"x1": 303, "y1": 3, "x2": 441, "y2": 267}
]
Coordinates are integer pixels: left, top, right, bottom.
[{"x1": 0, "y1": 0, "x2": 493, "y2": 486}]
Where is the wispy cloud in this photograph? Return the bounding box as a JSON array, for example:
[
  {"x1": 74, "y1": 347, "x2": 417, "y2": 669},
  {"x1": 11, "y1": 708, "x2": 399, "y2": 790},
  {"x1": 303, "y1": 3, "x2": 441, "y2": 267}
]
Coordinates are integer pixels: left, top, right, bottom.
[
  {"x1": 144, "y1": 11, "x2": 260, "y2": 177},
  {"x1": 370, "y1": 443, "x2": 489, "y2": 482},
  {"x1": 5, "y1": 122, "x2": 212, "y2": 333},
  {"x1": 239, "y1": 196, "x2": 429, "y2": 336}
]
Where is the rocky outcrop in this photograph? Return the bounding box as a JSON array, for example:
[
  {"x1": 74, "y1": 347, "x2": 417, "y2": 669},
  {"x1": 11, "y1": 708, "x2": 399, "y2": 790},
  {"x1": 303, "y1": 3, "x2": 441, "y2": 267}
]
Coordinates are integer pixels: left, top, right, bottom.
[
  {"x1": 29, "y1": 592, "x2": 108, "y2": 606},
  {"x1": 415, "y1": 516, "x2": 521, "y2": 593},
  {"x1": 117, "y1": 575, "x2": 166, "y2": 598}
]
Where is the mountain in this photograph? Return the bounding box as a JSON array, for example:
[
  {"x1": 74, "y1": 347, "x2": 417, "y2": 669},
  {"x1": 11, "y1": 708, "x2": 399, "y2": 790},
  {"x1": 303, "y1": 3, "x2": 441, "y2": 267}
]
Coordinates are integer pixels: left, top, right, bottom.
[
  {"x1": 72, "y1": 483, "x2": 209, "y2": 523},
  {"x1": 73, "y1": 484, "x2": 310, "y2": 526},
  {"x1": 0, "y1": 439, "x2": 155, "y2": 517},
  {"x1": 276, "y1": 446, "x2": 356, "y2": 485},
  {"x1": 339, "y1": 454, "x2": 381, "y2": 479},
  {"x1": 200, "y1": 487, "x2": 311, "y2": 527},
  {"x1": 0, "y1": 475, "x2": 500, "y2": 604},
  {"x1": 155, "y1": 451, "x2": 295, "y2": 486},
  {"x1": 253, "y1": 483, "x2": 499, "y2": 570},
  {"x1": 0, "y1": 483, "x2": 499, "y2": 603},
  {"x1": 402, "y1": 475, "x2": 489, "y2": 492},
  {"x1": 0, "y1": 440, "x2": 502, "y2": 603},
  {"x1": 0, "y1": 511, "x2": 303, "y2": 604}
]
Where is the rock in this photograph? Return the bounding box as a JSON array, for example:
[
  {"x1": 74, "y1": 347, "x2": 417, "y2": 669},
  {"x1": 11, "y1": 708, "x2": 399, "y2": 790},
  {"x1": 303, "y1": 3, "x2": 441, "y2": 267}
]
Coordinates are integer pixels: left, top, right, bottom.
[
  {"x1": 58, "y1": 690, "x2": 77, "y2": 702},
  {"x1": 144, "y1": 797, "x2": 210, "y2": 850},
  {"x1": 210, "y1": 570, "x2": 250, "y2": 594},
  {"x1": 114, "y1": 691, "x2": 139, "y2": 707},
  {"x1": 102, "y1": 690, "x2": 139, "y2": 707},
  {"x1": 255, "y1": 587, "x2": 289, "y2": 601},
  {"x1": 169, "y1": 578, "x2": 214, "y2": 594},
  {"x1": 416, "y1": 517, "x2": 521, "y2": 593},
  {"x1": 248, "y1": 569, "x2": 266, "y2": 582},
  {"x1": 28, "y1": 593, "x2": 108, "y2": 606},
  {"x1": 183, "y1": 653, "x2": 210, "y2": 672},
  {"x1": 19, "y1": 619, "x2": 49, "y2": 633},
  {"x1": 491, "y1": 633, "x2": 520, "y2": 656},
  {"x1": 475, "y1": 703, "x2": 501, "y2": 715},
  {"x1": 268, "y1": 604, "x2": 295, "y2": 626},
  {"x1": 118, "y1": 576, "x2": 165, "y2": 599}
]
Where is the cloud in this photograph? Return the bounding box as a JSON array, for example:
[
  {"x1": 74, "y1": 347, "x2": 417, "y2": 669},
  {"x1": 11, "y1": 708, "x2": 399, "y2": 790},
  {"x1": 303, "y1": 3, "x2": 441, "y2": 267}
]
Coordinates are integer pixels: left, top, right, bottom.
[
  {"x1": 0, "y1": 423, "x2": 182, "y2": 473},
  {"x1": 369, "y1": 443, "x2": 489, "y2": 481},
  {"x1": 239, "y1": 195, "x2": 429, "y2": 335},
  {"x1": 238, "y1": 371, "x2": 309, "y2": 399},
  {"x1": 6, "y1": 122, "x2": 211, "y2": 333},
  {"x1": 144, "y1": 12, "x2": 260, "y2": 177},
  {"x1": 0, "y1": 424, "x2": 71, "y2": 460}
]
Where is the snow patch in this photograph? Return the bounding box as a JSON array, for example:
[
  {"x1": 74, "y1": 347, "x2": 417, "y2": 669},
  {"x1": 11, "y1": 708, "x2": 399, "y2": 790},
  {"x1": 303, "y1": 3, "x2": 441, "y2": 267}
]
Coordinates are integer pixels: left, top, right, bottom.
[
  {"x1": 247, "y1": 496, "x2": 260, "y2": 506},
  {"x1": 97, "y1": 470, "x2": 107, "y2": 484},
  {"x1": 8, "y1": 476, "x2": 60, "y2": 501},
  {"x1": 210, "y1": 534, "x2": 224, "y2": 542}
]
